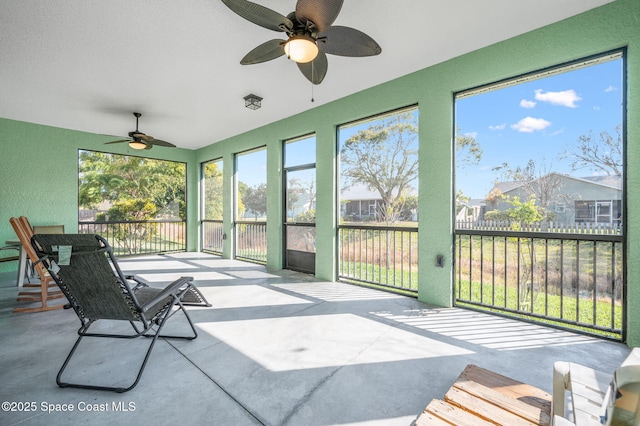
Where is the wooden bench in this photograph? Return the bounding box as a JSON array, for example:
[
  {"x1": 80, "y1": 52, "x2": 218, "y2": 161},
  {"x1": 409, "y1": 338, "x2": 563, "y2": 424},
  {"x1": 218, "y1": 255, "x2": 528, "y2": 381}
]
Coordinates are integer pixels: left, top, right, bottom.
[{"x1": 416, "y1": 364, "x2": 552, "y2": 425}]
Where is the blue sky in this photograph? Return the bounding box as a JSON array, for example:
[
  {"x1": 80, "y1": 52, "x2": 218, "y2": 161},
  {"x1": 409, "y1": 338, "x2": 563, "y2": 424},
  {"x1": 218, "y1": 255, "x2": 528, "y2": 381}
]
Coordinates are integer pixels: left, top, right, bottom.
[
  {"x1": 233, "y1": 57, "x2": 623, "y2": 201},
  {"x1": 455, "y1": 56, "x2": 623, "y2": 199},
  {"x1": 236, "y1": 135, "x2": 316, "y2": 188}
]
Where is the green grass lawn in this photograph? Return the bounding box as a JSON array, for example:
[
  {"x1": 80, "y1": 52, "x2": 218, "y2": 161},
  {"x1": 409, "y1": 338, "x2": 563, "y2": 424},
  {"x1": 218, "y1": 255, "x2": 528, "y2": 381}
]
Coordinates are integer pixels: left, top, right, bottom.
[
  {"x1": 339, "y1": 260, "x2": 418, "y2": 292},
  {"x1": 456, "y1": 278, "x2": 622, "y2": 339}
]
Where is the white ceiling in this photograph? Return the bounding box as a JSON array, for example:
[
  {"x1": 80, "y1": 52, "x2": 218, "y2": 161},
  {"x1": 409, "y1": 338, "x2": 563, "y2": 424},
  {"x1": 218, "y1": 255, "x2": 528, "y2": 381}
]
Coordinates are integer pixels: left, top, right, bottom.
[{"x1": 0, "y1": 0, "x2": 613, "y2": 150}]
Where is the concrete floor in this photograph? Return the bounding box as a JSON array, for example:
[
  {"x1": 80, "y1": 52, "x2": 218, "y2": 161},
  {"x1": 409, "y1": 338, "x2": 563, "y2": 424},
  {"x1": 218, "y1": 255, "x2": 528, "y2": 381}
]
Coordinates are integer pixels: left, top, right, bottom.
[{"x1": 0, "y1": 252, "x2": 631, "y2": 425}]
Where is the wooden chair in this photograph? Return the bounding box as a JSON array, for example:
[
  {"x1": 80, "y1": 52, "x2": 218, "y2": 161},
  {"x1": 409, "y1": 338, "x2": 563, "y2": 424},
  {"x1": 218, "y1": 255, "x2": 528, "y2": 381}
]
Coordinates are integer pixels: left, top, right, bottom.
[
  {"x1": 9, "y1": 216, "x2": 65, "y2": 313},
  {"x1": 29, "y1": 224, "x2": 64, "y2": 279},
  {"x1": 13, "y1": 216, "x2": 60, "y2": 287},
  {"x1": 552, "y1": 348, "x2": 640, "y2": 426}
]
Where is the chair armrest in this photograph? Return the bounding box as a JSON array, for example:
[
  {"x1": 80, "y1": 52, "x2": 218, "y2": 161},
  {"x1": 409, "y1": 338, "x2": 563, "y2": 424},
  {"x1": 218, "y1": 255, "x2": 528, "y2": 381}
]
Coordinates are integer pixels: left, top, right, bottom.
[
  {"x1": 553, "y1": 361, "x2": 612, "y2": 426},
  {"x1": 139, "y1": 276, "x2": 194, "y2": 311},
  {"x1": 126, "y1": 274, "x2": 149, "y2": 290},
  {"x1": 0, "y1": 246, "x2": 20, "y2": 253},
  {"x1": 552, "y1": 415, "x2": 576, "y2": 426},
  {"x1": 0, "y1": 246, "x2": 20, "y2": 262},
  {"x1": 553, "y1": 361, "x2": 571, "y2": 418}
]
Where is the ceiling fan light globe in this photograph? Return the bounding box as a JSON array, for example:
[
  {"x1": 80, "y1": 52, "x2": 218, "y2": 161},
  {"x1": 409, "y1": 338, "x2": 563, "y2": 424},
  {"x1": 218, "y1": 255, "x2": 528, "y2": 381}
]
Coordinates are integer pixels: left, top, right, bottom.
[
  {"x1": 284, "y1": 35, "x2": 318, "y2": 63},
  {"x1": 129, "y1": 140, "x2": 147, "y2": 150}
]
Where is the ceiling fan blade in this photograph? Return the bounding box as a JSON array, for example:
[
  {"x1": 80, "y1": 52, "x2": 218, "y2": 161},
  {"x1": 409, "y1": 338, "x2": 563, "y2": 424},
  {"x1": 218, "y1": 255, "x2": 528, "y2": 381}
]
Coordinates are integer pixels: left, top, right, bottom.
[
  {"x1": 133, "y1": 132, "x2": 153, "y2": 141},
  {"x1": 295, "y1": 0, "x2": 343, "y2": 32},
  {"x1": 144, "y1": 143, "x2": 153, "y2": 150},
  {"x1": 104, "y1": 139, "x2": 130, "y2": 145},
  {"x1": 318, "y1": 26, "x2": 382, "y2": 57},
  {"x1": 241, "y1": 39, "x2": 286, "y2": 65},
  {"x1": 222, "y1": 0, "x2": 292, "y2": 32},
  {"x1": 149, "y1": 139, "x2": 176, "y2": 148},
  {"x1": 297, "y1": 51, "x2": 328, "y2": 85}
]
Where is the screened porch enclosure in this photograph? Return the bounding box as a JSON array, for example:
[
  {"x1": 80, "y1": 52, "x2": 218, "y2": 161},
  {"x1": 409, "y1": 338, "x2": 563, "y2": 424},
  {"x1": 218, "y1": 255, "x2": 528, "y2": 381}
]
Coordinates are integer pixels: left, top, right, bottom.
[{"x1": 453, "y1": 51, "x2": 626, "y2": 340}]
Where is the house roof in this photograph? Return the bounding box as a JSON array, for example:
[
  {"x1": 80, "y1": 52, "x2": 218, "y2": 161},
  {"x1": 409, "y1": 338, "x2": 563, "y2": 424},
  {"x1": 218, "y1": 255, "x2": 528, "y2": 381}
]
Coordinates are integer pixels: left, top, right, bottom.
[
  {"x1": 491, "y1": 181, "x2": 526, "y2": 194},
  {"x1": 579, "y1": 174, "x2": 623, "y2": 189},
  {"x1": 341, "y1": 184, "x2": 384, "y2": 201},
  {"x1": 489, "y1": 173, "x2": 622, "y2": 198},
  {"x1": 341, "y1": 183, "x2": 418, "y2": 201}
]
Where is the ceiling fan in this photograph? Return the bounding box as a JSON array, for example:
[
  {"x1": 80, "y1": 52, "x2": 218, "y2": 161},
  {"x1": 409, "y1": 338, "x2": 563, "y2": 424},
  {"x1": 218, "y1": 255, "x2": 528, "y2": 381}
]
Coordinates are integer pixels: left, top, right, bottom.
[
  {"x1": 221, "y1": 0, "x2": 382, "y2": 85},
  {"x1": 105, "y1": 112, "x2": 176, "y2": 150}
]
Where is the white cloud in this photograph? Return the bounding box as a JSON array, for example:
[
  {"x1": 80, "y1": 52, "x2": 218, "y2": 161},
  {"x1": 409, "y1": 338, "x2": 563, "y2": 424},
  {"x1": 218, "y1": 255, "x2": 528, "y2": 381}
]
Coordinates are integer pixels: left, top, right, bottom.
[
  {"x1": 534, "y1": 89, "x2": 581, "y2": 108},
  {"x1": 520, "y1": 99, "x2": 537, "y2": 108},
  {"x1": 489, "y1": 123, "x2": 506, "y2": 131},
  {"x1": 511, "y1": 117, "x2": 552, "y2": 133},
  {"x1": 465, "y1": 131, "x2": 478, "y2": 138},
  {"x1": 605, "y1": 85, "x2": 617, "y2": 92}
]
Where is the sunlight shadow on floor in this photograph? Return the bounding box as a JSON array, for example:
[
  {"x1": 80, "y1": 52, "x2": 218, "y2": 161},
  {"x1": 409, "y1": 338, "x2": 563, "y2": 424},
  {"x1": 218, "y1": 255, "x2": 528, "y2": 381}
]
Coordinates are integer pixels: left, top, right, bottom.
[{"x1": 371, "y1": 308, "x2": 599, "y2": 350}]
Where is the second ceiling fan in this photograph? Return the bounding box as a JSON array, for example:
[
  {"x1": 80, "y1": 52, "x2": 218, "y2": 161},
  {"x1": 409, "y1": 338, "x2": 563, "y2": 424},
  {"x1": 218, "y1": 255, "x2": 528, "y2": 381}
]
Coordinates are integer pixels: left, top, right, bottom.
[
  {"x1": 105, "y1": 112, "x2": 176, "y2": 150},
  {"x1": 221, "y1": 0, "x2": 382, "y2": 85}
]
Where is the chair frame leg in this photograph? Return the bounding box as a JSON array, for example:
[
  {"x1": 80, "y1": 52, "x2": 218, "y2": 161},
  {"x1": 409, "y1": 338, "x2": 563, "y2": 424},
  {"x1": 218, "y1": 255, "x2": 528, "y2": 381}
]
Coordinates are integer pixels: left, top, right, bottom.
[{"x1": 56, "y1": 299, "x2": 197, "y2": 393}]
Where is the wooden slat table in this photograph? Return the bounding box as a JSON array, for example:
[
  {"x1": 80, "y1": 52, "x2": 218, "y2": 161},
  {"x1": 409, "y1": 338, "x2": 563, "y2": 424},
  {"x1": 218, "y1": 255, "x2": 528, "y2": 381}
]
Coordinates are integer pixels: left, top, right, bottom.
[{"x1": 416, "y1": 364, "x2": 552, "y2": 426}]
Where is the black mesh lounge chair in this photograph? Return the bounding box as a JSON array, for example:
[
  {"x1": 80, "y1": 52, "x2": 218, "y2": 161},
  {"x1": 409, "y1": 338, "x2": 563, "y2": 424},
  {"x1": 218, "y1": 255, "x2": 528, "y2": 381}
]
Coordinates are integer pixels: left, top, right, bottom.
[{"x1": 31, "y1": 233, "x2": 210, "y2": 393}]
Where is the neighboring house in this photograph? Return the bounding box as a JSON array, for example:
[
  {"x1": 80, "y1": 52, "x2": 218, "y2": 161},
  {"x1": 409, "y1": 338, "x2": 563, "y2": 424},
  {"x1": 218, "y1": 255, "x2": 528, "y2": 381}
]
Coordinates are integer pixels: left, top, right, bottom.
[
  {"x1": 456, "y1": 199, "x2": 486, "y2": 223},
  {"x1": 341, "y1": 183, "x2": 418, "y2": 221},
  {"x1": 484, "y1": 173, "x2": 622, "y2": 225},
  {"x1": 341, "y1": 184, "x2": 381, "y2": 220},
  {"x1": 287, "y1": 192, "x2": 316, "y2": 220}
]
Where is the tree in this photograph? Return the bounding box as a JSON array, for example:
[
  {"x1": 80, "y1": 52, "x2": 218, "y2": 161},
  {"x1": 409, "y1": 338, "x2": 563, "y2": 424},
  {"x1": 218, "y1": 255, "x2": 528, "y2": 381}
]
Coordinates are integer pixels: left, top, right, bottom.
[
  {"x1": 286, "y1": 177, "x2": 304, "y2": 218},
  {"x1": 78, "y1": 151, "x2": 187, "y2": 253},
  {"x1": 503, "y1": 195, "x2": 546, "y2": 308},
  {"x1": 203, "y1": 161, "x2": 224, "y2": 220},
  {"x1": 505, "y1": 195, "x2": 544, "y2": 230},
  {"x1": 236, "y1": 181, "x2": 248, "y2": 219},
  {"x1": 397, "y1": 194, "x2": 418, "y2": 221},
  {"x1": 340, "y1": 111, "x2": 418, "y2": 223},
  {"x1": 564, "y1": 124, "x2": 622, "y2": 175},
  {"x1": 78, "y1": 151, "x2": 186, "y2": 219},
  {"x1": 98, "y1": 199, "x2": 159, "y2": 254},
  {"x1": 242, "y1": 183, "x2": 267, "y2": 220},
  {"x1": 455, "y1": 128, "x2": 482, "y2": 167},
  {"x1": 286, "y1": 177, "x2": 316, "y2": 222}
]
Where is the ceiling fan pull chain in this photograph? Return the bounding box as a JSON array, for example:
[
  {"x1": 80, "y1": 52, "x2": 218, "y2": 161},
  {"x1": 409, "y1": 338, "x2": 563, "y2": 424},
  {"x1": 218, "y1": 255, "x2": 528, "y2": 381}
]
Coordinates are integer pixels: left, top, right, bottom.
[{"x1": 311, "y1": 61, "x2": 315, "y2": 102}]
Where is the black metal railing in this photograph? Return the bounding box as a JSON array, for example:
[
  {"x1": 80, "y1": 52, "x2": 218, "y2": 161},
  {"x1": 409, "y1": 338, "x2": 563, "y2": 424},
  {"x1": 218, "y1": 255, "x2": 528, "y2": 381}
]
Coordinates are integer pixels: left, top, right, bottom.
[
  {"x1": 455, "y1": 226, "x2": 624, "y2": 339},
  {"x1": 202, "y1": 219, "x2": 224, "y2": 255},
  {"x1": 78, "y1": 220, "x2": 186, "y2": 256},
  {"x1": 235, "y1": 221, "x2": 267, "y2": 264},
  {"x1": 338, "y1": 224, "x2": 418, "y2": 293}
]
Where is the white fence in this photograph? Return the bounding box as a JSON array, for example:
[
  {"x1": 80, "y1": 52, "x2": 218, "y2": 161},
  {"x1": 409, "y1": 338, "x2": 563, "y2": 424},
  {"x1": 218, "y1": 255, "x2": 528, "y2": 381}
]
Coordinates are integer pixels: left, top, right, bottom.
[{"x1": 456, "y1": 220, "x2": 622, "y2": 235}]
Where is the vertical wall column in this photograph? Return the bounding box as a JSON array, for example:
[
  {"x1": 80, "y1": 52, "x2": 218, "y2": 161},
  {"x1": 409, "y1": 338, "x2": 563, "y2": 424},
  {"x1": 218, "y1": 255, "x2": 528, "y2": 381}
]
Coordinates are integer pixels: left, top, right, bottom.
[
  {"x1": 314, "y1": 124, "x2": 337, "y2": 281},
  {"x1": 266, "y1": 139, "x2": 284, "y2": 270},
  {"x1": 222, "y1": 152, "x2": 235, "y2": 259},
  {"x1": 418, "y1": 94, "x2": 454, "y2": 307}
]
